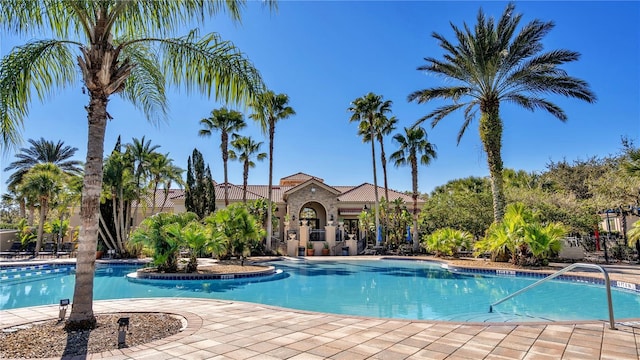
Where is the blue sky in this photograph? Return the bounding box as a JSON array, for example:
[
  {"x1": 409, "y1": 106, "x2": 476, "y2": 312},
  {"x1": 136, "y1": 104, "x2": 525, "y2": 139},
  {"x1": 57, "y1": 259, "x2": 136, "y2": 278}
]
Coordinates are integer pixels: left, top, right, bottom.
[{"x1": 1, "y1": 1, "x2": 639, "y2": 197}]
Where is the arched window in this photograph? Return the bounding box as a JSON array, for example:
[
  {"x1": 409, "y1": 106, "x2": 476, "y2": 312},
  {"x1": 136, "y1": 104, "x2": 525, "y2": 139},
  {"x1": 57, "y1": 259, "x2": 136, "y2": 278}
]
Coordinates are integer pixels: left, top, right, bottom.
[{"x1": 301, "y1": 207, "x2": 316, "y2": 219}]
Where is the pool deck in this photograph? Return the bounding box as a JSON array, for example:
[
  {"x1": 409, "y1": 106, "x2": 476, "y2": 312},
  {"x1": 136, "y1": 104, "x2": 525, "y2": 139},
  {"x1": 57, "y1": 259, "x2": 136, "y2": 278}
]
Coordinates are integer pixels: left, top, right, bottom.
[{"x1": 1, "y1": 257, "x2": 639, "y2": 360}]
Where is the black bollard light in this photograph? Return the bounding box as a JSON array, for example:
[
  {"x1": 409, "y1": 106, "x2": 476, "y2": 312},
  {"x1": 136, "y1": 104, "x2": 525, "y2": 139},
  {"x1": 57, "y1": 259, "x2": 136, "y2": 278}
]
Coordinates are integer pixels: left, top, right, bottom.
[
  {"x1": 59, "y1": 299, "x2": 70, "y2": 321},
  {"x1": 117, "y1": 317, "x2": 130, "y2": 347}
]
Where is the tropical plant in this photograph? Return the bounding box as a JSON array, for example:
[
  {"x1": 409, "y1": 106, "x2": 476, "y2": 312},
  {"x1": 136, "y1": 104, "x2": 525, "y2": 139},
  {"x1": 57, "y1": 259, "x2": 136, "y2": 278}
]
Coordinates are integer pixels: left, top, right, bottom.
[
  {"x1": 422, "y1": 228, "x2": 473, "y2": 257},
  {"x1": 525, "y1": 222, "x2": 565, "y2": 265},
  {"x1": 386, "y1": 198, "x2": 412, "y2": 246},
  {"x1": 348, "y1": 92, "x2": 392, "y2": 245},
  {"x1": 229, "y1": 135, "x2": 267, "y2": 203},
  {"x1": 249, "y1": 91, "x2": 295, "y2": 252},
  {"x1": 131, "y1": 212, "x2": 199, "y2": 272},
  {"x1": 476, "y1": 202, "x2": 565, "y2": 265},
  {"x1": 408, "y1": 3, "x2": 596, "y2": 223},
  {"x1": 205, "y1": 204, "x2": 264, "y2": 264},
  {"x1": 199, "y1": 107, "x2": 247, "y2": 206},
  {"x1": 0, "y1": 1, "x2": 271, "y2": 329},
  {"x1": 390, "y1": 126, "x2": 437, "y2": 251},
  {"x1": 626, "y1": 220, "x2": 640, "y2": 249},
  {"x1": 163, "y1": 220, "x2": 217, "y2": 273},
  {"x1": 17, "y1": 163, "x2": 65, "y2": 254},
  {"x1": 51, "y1": 173, "x2": 82, "y2": 247}
]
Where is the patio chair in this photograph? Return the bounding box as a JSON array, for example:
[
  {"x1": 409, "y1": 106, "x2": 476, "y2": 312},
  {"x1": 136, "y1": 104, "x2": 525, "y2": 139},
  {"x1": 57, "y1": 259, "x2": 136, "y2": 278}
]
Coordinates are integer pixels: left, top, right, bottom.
[
  {"x1": 39, "y1": 242, "x2": 56, "y2": 258},
  {"x1": 57, "y1": 242, "x2": 76, "y2": 258},
  {"x1": 0, "y1": 242, "x2": 22, "y2": 258},
  {"x1": 22, "y1": 241, "x2": 37, "y2": 257}
]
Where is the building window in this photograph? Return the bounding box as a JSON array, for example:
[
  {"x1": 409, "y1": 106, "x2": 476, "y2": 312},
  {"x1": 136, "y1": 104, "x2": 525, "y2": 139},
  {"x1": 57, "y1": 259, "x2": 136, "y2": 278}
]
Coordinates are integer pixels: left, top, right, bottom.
[{"x1": 301, "y1": 207, "x2": 316, "y2": 219}]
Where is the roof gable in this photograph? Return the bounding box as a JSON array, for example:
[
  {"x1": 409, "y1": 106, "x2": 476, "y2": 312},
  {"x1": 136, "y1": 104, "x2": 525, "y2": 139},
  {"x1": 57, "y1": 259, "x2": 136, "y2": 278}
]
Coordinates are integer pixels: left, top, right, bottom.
[
  {"x1": 279, "y1": 172, "x2": 324, "y2": 186},
  {"x1": 283, "y1": 178, "x2": 341, "y2": 199}
]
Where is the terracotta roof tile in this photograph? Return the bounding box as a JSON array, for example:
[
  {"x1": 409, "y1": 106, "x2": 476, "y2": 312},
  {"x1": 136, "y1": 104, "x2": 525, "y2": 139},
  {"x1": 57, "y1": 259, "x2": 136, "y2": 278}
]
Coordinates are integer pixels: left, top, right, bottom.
[{"x1": 279, "y1": 172, "x2": 324, "y2": 186}]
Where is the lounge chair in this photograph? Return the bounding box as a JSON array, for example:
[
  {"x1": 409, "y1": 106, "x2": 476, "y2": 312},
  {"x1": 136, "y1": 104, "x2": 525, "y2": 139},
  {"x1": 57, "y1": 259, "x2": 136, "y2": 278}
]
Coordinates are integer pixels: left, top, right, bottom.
[
  {"x1": 0, "y1": 242, "x2": 23, "y2": 258},
  {"x1": 39, "y1": 242, "x2": 56, "y2": 258}
]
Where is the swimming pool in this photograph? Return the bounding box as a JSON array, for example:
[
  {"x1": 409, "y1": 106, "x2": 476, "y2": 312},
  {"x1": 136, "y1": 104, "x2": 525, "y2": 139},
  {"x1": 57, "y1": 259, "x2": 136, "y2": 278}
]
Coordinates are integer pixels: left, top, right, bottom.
[{"x1": 1, "y1": 259, "x2": 638, "y2": 322}]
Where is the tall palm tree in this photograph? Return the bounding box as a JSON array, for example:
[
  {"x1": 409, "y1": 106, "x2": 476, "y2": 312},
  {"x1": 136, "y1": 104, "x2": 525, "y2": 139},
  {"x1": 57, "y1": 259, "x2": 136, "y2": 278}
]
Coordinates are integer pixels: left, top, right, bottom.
[
  {"x1": 391, "y1": 127, "x2": 437, "y2": 251},
  {"x1": 408, "y1": 3, "x2": 596, "y2": 223},
  {"x1": 359, "y1": 114, "x2": 397, "y2": 242},
  {"x1": 17, "y1": 163, "x2": 65, "y2": 255},
  {"x1": 229, "y1": 135, "x2": 267, "y2": 203},
  {"x1": 147, "y1": 152, "x2": 184, "y2": 214},
  {"x1": 360, "y1": 114, "x2": 398, "y2": 202},
  {"x1": 199, "y1": 107, "x2": 246, "y2": 206},
  {"x1": 0, "y1": 1, "x2": 269, "y2": 329},
  {"x1": 249, "y1": 91, "x2": 295, "y2": 251},
  {"x1": 348, "y1": 93, "x2": 392, "y2": 244},
  {"x1": 126, "y1": 136, "x2": 160, "y2": 224},
  {"x1": 4, "y1": 138, "x2": 83, "y2": 221}
]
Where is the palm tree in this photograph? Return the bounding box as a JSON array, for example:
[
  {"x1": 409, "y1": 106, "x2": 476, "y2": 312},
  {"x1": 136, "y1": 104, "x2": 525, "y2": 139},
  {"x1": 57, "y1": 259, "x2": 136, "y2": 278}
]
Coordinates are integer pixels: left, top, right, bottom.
[
  {"x1": 408, "y1": 3, "x2": 596, "y2": 223},
  {"x1": 349, "y1": 93, "x2": 392, "y2": 244},
  {"x1": 360, "y1": 115, "x2": 398, "y2": 203},
  {"x1": 126, "y1": 136, "x2": 160, "y2": 224},
  {"x1": 0, "y1": 1, "x2": 269, "y2": 329},
  {"x1": 17, "y1": 163, "x2": 65, "y2": 255},
  {"x1": 199, "y1": 107, "x2": 247, "y2": 206},
  {"x1": 3, "y1": 138, "x2": 83, "y2": 189},
  {"x1": 229, "y1": 135, "x2": 267, "y2": 203},
  {"x1": 360, "y1": 114, "x2": 397, "y2": 243},
  {"x1": 390, "y1": 127, "x2": 437, "y2": 251},
  {"x1": 249, "y1": 91, "x2": 295, "y2": 251},
  {"x1": 147, "y1": 152, "x2": 184, "y2": 214}
]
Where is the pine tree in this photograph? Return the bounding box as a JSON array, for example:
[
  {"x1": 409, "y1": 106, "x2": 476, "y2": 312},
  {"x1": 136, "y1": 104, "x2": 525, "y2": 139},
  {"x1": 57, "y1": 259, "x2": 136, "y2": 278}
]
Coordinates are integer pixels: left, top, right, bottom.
[{"x1": 185, "y1": 149, "x2": 216, "y2": 218}]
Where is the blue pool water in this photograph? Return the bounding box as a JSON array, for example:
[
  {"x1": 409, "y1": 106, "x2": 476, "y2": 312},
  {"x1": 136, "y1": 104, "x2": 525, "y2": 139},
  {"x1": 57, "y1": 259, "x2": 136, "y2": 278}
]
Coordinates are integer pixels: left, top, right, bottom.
[{"x1": 1, "y1": 259, "x2": 638, "y2": 322}]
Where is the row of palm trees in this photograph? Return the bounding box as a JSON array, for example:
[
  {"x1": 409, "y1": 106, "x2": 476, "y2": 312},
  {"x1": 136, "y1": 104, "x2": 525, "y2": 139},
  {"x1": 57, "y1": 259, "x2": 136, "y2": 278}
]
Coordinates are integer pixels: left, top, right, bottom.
[
  {"x1": 198, "y1": 91, "x2": 295, "y2": 251},
  {"x1": 0, "y1": 1, "x2": 595, "y2": 330},
  {"x1": 348, "y1": 93, "x2": 438, "y2": 251},
  {"x1": 347, "y1": 2, "x2": 596, "y2": 250},
  {"x1": 3, "y1": 138, "x2": 84, "y2": 254}
]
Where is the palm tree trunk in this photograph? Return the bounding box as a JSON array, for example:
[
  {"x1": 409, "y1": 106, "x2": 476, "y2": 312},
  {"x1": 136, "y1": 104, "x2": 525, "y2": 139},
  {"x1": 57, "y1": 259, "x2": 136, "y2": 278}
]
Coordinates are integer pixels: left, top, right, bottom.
[
  {"x1": 411, "y1": 157, "x2": 419, "y2": 252},
  {"x1": 370, "y1": 125, "x2": 380, "y2": 245},
  {"x1": 19, "y1": 200, "x2": 26, "y2": 219},
  {"x1": 266, "y1": 120, "x2": 275, "y2": 251},
  {"x1": 112, "y1": 190, "x2": 121, "y2": 251},
  {"x1": 68, "y1": 94, "x2": 108, "y2": 329},
  {"x1": 35, "y1": 200, "x2": 46, "y2": 255},
  {"x1": 151, "y1": 180, "x2": 159, "y2": 214},
  {"x1": 479, "y1": 111, "x2": 505, "y2": 222},
  {"x1": 380, "y1": 140, "x2": 390, "y2": 203},
  {"x1": 28, "y1": 204, "x2": 35, "y2": 226},
  {"x1": 98, "y1": 212, "x2": 117, "y2": 250},
  {"x1": 160, "y1": 188, "x2": 169, "y2": 212},
  {"x1": 222, "y1": 132, "x2": 229, "y2": 206},
  {"x1": 243, "y1": 161, "x2": 249, "y2": 203},
  {"x1": 380, "y1": 139, "x2": 389, "y2": 243}
]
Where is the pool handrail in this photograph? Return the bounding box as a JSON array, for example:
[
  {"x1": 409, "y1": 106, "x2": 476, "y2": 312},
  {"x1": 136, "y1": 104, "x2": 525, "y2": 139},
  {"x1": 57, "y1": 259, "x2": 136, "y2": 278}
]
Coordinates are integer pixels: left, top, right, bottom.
[{"x1": 489, "y1": 262, "x2": 616, "y2": 330}]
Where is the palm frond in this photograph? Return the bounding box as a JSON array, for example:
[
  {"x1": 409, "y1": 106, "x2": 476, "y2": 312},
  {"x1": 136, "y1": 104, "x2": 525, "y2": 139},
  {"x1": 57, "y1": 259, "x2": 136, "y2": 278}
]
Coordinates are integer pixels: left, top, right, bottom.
[
  {"x1": 504, "y1": 94, "x2": 566, "y2": 120},
  {"x1": 157, "y1": 30, "x2": 265, "y2": 107},
  {"x1": 428, "y1": 103, "x2": 467, "y2": 127},
  {"x1": 119, "y1": 42, "x2": 169, "y2": 125},
  {"x1": 407, "y1": 87, "x2": 471, "y2": 104},
  {"x1": 0, "y1": 40, "x2": 78, "y2": 154},
  {"x1": 114, "y1": 0, "x2": 247, "y2": 38}
]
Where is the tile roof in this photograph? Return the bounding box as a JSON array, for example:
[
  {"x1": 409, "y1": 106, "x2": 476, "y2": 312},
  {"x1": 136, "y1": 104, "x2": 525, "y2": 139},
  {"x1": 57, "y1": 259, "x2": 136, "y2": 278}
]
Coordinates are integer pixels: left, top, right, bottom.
[
  {"x1": 279, "y1": 172, "x2": 324, "y2": 186},
  {"x1": 140, "y1": 173, "x2": 419, "y2": 207},
  {"x1": 131, "y1": 188, "x2": 182, "y2": 208},
  {"x1": 337, "y1": 183, "x2": 420, "y2": 204}
]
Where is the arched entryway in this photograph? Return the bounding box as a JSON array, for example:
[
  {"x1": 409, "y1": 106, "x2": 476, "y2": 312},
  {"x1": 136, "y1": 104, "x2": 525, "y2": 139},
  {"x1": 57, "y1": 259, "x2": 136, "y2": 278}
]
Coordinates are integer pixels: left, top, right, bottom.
[{"x1": 298, "y1": 201, "x2": 327, "y2": 229}]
